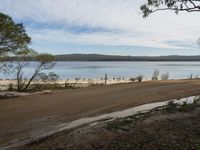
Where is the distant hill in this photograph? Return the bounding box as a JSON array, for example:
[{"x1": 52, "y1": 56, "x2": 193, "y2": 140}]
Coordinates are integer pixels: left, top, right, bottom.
[{"x1": 54, "y1": 54, "x2": 200, "y2": 61}]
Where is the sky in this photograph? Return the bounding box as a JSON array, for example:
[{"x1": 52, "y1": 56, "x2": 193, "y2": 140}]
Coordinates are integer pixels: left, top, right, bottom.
[{"x1": 0, "y1": 0, "x2": 200, "y2": 56}]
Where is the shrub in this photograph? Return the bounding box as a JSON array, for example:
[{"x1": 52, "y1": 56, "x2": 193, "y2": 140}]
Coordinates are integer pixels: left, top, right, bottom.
[
  {"x1": 189, "y1": 74, "x2": 193, "y2": 80},
  {"x1": 165, "y1": 101, "x2": 178, "y2": 112},
  {"x1": 129, "y1": 77, "x2": 136, "y2": 82},
  {"x1": 88, "y1": 79, "x2": 95, "y2": 86},
  {"x1": 38, "y1": 72, "x2": 60, "y2": 84},
  {"x1": 178, "y1": 102, "x2": 195, "y2": 112},
  {"x1": 152, "y1": 70, "x2": 159, "y2": 80},
  {"x1": 38, "y1": 73, "x2": 48, "y2": 84},
  {"x1": 137, "y1": 75, "x2": 143, "y2": 82},
  {"x1": 48, "y1": 72, "x2": 59, "y2": 83},
  {"x1": 8, "y1": 83, "x2": 14, "y2": 91},
  {"x1": 161, "y1": 72, "x2": 169, "y2": 80}
]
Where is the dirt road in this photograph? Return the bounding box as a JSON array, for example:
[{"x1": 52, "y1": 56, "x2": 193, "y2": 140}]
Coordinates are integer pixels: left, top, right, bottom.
[{"x1": 1, "y1": 80, "x2": 200, "y2": 149}]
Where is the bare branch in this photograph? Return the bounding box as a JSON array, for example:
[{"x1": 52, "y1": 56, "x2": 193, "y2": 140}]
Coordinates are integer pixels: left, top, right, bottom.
[{"x1": 141, "y1": 0, "x2": 200, "y2": 17}]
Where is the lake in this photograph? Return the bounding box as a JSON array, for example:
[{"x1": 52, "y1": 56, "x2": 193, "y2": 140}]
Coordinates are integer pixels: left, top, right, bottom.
[{"x1": 1, "y1": 61, "x2": 200, "y2": 80}]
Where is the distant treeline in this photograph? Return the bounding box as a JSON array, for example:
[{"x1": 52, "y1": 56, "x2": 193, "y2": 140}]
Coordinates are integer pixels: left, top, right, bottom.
[
  {"x1": 2, "y1": 54, "x2": 200, "y2": 61},
  {"x1": 54, "y1": 54, "x2": 200, "y2": 61}
]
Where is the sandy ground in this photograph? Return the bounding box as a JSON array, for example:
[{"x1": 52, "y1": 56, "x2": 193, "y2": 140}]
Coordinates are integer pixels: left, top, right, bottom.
[
  {"x1": 19, "y1": 106, "x2": 200, "y2": 150},
  {"x1": 0, "y1": 79, "x2": 132, "y2": 90},
  {"x1": 1, "y1": 79, "x2": 200, "y2": 149}
]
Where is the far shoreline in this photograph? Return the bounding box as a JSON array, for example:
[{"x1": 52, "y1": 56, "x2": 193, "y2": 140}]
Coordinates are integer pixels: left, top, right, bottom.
[{"x1": 3, "y1": 54, "x2": 200, "y2": 61}]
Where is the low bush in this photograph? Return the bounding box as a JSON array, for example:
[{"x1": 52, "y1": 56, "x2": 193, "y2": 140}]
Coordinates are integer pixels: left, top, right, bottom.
[
  {"x1": 161, "y1": 72, "x2": 169, "y2": 80},
  {"x1": 137, "y1": 75, "x2": 143, "y2": 82},
  {"x1": 8, "y1": 83, "x2": 14, "y2": 91},
  {"x1": 152, "y1": 70, "x2": 160, "y2": 80},
  {"x1": 129, "y1": 77, "x2": 136, "y2": 82}
]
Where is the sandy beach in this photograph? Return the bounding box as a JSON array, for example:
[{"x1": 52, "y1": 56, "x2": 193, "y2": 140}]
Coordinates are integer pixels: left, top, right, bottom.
[
  {"x1": 1, "y1": 79, "x2": 200, "y2": 149},
  {"x1": 0, "y1": 78, "x2": 133, "y2": 90}
]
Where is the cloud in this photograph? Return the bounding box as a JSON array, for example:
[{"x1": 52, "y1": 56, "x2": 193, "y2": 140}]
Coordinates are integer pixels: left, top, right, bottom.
[
  {"x1": 0, "y1": 0, "x2": 200, "y2": 53},
  {"x1": 27, "y1": 27, "x2": 189, "y2": 49}
]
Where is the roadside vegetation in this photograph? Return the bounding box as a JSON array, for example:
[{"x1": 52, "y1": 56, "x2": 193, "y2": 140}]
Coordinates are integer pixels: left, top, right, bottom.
[{"x1": 107, "y1": 96, "x2": 200, "y2": 130}]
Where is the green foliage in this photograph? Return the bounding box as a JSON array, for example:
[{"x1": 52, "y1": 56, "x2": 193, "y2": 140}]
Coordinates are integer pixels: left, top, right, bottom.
[
  {"x1": 178, "y1": 102, "x2": 196, "y2": 112},
  {"x1": 0, "y1": 12, "x2": 31, "y2": 55},
  {"x1": 164, "y1": 97, "x2": 200, "y2": 112},
  {"x1": 15, "y1": 48, "x2": 37, "y2": 57},
  {"x1": 165, "y1": 101, "x2": 178, "y2": 112},
  {"x1": 36, "y1": 53, "x2": 54, "y2": 62},
  {"x1": 0, "y1": 12, "x2": 55, "y2": 92},
  {"x1": 141, "y1": 0, "x2": 200, "y2": 17},
  {"x1": 107, "y1": 117, "x2": 133, "y2": 130},
  {"x1": 9, "y1": 49, "x2": 55, "y2": 91},
  {"x1": 137, "y1": 75, "x2": 143, "y2": 82},
  {"x1": 129, "y1": 77, "x2": 136, "y2": 82},
  {"x1": 22, "y1": 53, "x2": 55, "y2": 91}
]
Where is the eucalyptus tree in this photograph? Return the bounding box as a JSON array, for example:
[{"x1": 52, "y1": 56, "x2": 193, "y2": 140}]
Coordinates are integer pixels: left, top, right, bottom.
[
  {"x1": 141, "y1": 0, "x2": 200, "y2": 17},
  {"x1": 13, "y1": 48, "x2": 55, "y2": 91},
  {"x1": 140, "y1": 0, "x2": 200, "y2": 52},
  {"x1": 0, "y1": 12, "x2": 31, "y2": 56},
  {"x1": 0, "y1": 12, "x2": 31, "y2": 74},
  {"x1": 0, "y1": 12, "x2": 56, "y2": 91}
]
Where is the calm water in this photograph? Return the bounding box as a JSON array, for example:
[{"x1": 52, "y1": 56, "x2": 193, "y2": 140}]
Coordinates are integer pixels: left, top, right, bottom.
[{"x1": 1, "y1": 61, "x2": 200, "y2": 80}]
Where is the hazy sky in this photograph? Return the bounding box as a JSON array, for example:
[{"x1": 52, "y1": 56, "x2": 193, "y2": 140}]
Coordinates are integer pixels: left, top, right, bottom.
[{"x1": 0, "y1": 0, "x2": 200, "y2": 56}]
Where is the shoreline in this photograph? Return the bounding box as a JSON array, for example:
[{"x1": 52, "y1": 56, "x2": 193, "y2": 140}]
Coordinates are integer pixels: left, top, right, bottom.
[
  {"x1": 0, "y1": 78, "x2": 135, "y2": 91},
  {"x1": 0, "y1": 77, "x2": 192, "y2": 91}
]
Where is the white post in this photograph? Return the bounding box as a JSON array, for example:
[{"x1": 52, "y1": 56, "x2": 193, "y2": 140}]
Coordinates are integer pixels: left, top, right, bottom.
[{"x1": 105, "y1": 73, "x2": 108, "y2": 85}]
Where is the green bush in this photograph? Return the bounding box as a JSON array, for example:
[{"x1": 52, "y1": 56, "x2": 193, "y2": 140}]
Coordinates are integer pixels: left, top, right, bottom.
[{"x1": 137, "y1": 75, "x2": 143, "y2": 82}]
